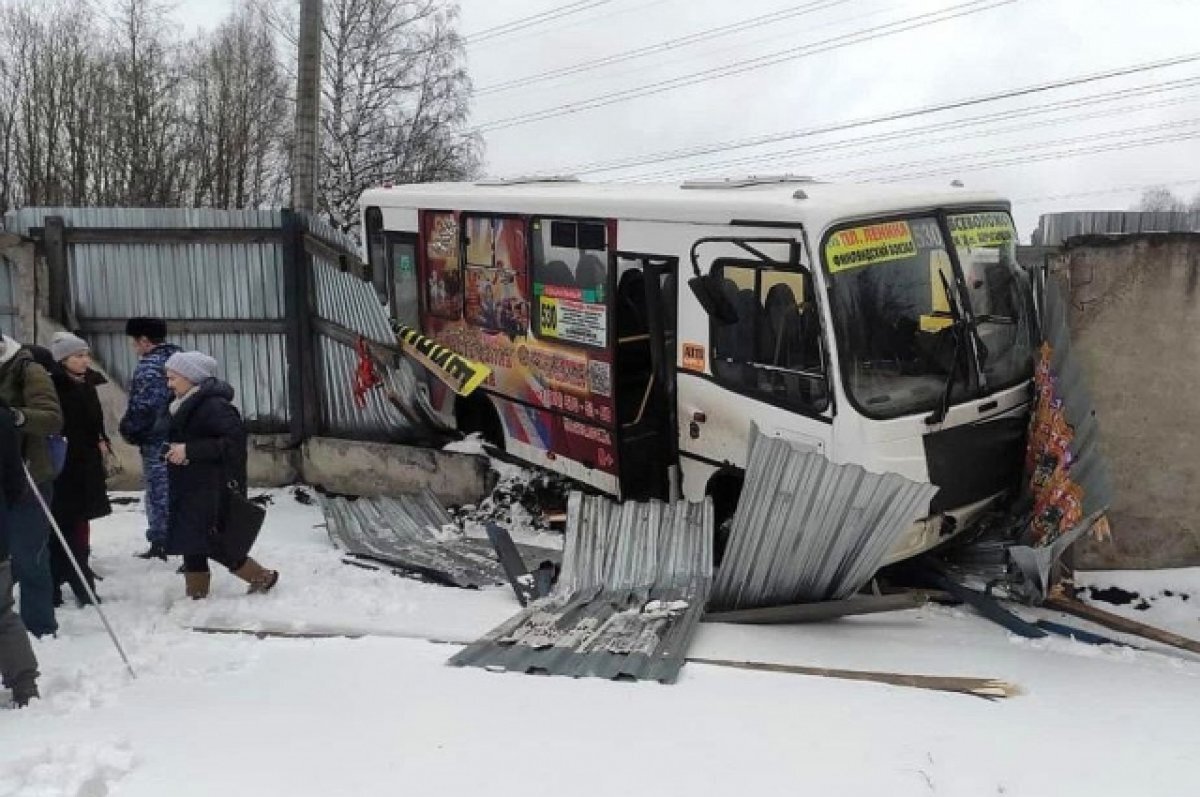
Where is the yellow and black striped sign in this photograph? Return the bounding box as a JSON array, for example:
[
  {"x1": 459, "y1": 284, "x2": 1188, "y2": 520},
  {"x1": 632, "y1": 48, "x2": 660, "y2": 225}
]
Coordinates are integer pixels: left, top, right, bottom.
[{"x1": 390, "y1": 322, "x2": 491, "y2": 396}]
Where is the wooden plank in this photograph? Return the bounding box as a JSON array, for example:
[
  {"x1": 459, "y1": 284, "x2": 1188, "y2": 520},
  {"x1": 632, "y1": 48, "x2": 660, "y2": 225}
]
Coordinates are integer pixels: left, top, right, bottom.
[
  {"x1": 1044, "y1": 596, "x2": 1200, "y2": 656},
  {"x1": 310, "y1": 315, "x2": 402, "y2": 357},
  {"x1": 189, "y1": 624, "x2": 1019, "y2": 699},
  {"x1": 687, "y1": 657, "x2": 1020, "y2": 700},
  {"x1": 79, "y1": 318, "x2": 285, "y2": 336},
  {"x1": 58, "y1": 227, "x2": 283, "y2": 246},
  {"x1": 703, "y1": 592, "x2": 930, "y2": 625},
  {"x1": 303, "y1": 232, "x2": 364, "y2": 276}
]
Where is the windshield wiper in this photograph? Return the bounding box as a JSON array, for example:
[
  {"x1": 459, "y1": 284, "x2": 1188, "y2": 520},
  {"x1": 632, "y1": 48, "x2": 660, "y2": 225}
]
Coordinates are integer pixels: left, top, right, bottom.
[{"x1": 926, "y1": 271, "x2": 968, "y2": 426}]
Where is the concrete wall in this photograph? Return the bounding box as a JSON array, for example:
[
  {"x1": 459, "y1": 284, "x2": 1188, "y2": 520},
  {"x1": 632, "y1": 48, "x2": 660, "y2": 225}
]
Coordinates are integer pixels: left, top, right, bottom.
[
  {"x1": 1058, "y1": 235, "x2": 1200, "y2": 569},
  {"x1": 301, "y1": 436, "x2": 490, "y2": 505}
]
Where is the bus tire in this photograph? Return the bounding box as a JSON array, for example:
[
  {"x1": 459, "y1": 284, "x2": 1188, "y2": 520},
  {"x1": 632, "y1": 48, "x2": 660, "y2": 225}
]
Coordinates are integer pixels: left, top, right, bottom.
[
  {"x1": 706, "y1": 469, "x2": 744, "y2": 567},
  {"x1": 455, "y1": 393, "x2": 505, "y2": 451}
]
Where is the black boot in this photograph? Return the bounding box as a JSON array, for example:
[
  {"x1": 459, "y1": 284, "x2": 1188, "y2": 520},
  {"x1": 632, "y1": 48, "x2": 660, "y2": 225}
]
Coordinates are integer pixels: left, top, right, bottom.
[
  {"x1": 11, "y1": 681, "x2": 39, "y2": 708},
  {"x1": 135, "y1": 543, "x2": 168, "y2": 561}
]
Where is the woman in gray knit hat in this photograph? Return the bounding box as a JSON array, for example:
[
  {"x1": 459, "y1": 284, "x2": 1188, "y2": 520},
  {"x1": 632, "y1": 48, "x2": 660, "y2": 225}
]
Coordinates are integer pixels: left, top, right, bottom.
[
  {"x1": 161, "y1": 351, "x2": 278, "y2": 598},
  {"x1": 41, "y1": 332, "x2": 112, "y2": 607}
]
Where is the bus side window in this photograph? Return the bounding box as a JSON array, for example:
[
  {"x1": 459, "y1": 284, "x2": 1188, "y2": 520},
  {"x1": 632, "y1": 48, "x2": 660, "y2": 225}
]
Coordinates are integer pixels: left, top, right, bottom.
[
  {"x1": 530, "y1": 217, "x2": 609, "y2": 349},
  {"x1": 390, "y1": 237, "x2": 419, "y2": 328},
  {"x1": 711, "y1": 262, "x2": 829, "y2": 414}
]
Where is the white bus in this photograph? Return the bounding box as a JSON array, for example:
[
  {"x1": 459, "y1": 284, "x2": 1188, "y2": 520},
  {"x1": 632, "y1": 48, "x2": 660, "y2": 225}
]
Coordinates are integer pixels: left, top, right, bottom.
[{"x1": 359, "y1": 176, "x2": 1035, "y2": 563}]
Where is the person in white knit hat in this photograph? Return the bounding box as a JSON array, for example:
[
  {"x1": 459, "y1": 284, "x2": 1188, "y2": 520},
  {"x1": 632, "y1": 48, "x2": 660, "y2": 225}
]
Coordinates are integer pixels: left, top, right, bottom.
[
  {"x1": 42, "y1": 332, "x2": 112, "y2": 607},
  {"x1": 161, "y1": 351, "x2": 278, "y2": 599}
]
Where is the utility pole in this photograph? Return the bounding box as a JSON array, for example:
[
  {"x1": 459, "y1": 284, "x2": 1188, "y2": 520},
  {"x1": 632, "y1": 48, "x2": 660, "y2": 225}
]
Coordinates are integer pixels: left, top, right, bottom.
[{"x1": 292, "y1": 0, "x2": 322, "y2": 212}]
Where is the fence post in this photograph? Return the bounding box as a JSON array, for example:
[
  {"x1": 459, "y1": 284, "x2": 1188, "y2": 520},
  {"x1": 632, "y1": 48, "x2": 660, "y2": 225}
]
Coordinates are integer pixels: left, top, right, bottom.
[
  {"x1": 43, "y1": 216, "x2": 77, "y2": 330},
  {"x1": 281, "y1": 210, "x2": 321, "y2": 446}
]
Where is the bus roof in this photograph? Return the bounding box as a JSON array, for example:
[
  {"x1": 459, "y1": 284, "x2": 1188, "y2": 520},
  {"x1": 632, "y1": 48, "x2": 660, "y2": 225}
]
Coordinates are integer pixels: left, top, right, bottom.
[{"x1": 359, "y1": 178, "x2": 1010, "y2": 229}]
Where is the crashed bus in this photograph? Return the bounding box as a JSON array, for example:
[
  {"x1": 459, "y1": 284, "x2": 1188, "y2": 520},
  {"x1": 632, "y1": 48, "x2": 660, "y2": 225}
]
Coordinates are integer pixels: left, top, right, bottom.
[{"x1": 359, "y1": 176, "x2": 1036, "y2": 564}]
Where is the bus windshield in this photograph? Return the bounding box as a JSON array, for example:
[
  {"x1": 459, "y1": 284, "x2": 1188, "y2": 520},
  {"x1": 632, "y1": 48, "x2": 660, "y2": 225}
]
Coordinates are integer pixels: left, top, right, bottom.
[
  {"x1": 824, "y1": 211, "x2": 1033, "y2": 420},
  {"x1": 946, "y1": 211, "x2": 1035, "y2": 394}
]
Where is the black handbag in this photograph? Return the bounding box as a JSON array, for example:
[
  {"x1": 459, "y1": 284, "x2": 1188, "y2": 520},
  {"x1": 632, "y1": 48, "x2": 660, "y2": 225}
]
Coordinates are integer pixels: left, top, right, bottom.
[{"x1": 210, "y1": 481, "x2": 266, "y2": 563}]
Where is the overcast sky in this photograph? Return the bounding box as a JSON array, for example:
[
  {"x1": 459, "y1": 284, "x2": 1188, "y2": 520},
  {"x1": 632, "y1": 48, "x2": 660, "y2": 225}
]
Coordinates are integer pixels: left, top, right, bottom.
[{"x1": 170, "y1": 0, "x2": 1200, "y2": 238}]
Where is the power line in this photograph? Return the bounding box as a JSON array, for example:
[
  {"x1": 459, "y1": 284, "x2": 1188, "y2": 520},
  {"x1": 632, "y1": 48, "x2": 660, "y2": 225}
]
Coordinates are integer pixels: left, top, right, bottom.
[
  {"x1": 474, "y1": 0, "x2": 852, "y2": 96},
  {"x1": 473, "y1": 0, "x2": 1017, "y2": 133},
  {"x1": 865, "y1": 125, "x2": 1200, "y2": 185},
  {"x1": 1011, "y1": 178, "x2": 1200, "y2": 205},
  {"x1": 463, "y1": 1, "x2": 612, "y2": 46},
  {"x1": 628, "y1": 77, "x2": 1200, "y2": 181},
  {"x1": 830, "y1": 117, "x2": 1200, "y2": 181},
  {"x1": 551, "y1": 52, "x2": 1200, "y2": 175}
]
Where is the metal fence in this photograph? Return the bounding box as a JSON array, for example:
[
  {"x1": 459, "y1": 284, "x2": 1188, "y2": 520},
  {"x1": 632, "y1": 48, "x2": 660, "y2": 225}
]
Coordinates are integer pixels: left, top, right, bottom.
[
  {"x1": 2, "y1": 207, "x2": 414, "y2": 442},
  {"x1": 1035, "y1": 210, "x2": 1200, "y2": 247}
]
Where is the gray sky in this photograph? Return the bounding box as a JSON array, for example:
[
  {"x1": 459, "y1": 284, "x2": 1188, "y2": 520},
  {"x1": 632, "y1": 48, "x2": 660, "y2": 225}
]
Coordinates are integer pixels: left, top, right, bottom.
[{"x1": 172, "y1": 0, "x2": 1200, "y2": 238}]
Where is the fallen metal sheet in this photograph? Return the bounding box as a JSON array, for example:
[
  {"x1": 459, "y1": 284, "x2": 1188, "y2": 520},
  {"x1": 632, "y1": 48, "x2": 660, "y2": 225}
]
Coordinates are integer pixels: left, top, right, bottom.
[
  {"x1": 710, "y1": 427, "x2": 940, "y2": 611},
  {"x1": 703, "y1": 592, "x2": 930, "y2": 625},
  {"x1": 449, "y1": 494, "x2": 713, "y2": 684},
  {"x1": 321, "y1": 491, "x2": 558, "y2": 589}
]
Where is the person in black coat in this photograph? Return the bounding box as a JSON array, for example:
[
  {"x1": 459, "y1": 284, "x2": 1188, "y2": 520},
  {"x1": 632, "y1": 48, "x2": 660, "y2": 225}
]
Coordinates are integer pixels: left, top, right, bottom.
[
  {"x1": 0, "y1": 406, "x2": 39, "y2": 707},
  {"x1": 35, "y1": 334, "x2": 112, "y2": 606},
  {"x1": 161, "y1": 351, "x2": 278, "y2": 599}
]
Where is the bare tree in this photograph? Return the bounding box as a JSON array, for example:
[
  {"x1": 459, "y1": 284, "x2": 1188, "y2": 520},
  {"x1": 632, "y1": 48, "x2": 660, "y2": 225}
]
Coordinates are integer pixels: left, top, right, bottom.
[
  {"x1": 187, "y1": 9, "x2": 289, "y2": 207},
  {"x1": 318, "y1": 0, "x2": 480, "y2": 230},
  {"x1": 0, "y1": 0, "x2": 476, "y2": 218},
  {"x1": 258, "y1": 0, "x2": 481, "y2": 230},
  {"x1": 1134, "y1": 186, "x2": 1189, "y2": 213},
  {"x1": 107, "y1": 0, "x2": 192, "y2": 206}
]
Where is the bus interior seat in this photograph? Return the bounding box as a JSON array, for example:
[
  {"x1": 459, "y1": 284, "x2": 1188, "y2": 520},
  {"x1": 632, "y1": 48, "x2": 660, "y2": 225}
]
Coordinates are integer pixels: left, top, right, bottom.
[
  {"x1": 575, "y1": 253, "x2": 606, "y2": 294},
  {"x1": 540, "y1": 259, "x2": 576, "y2": 287}
]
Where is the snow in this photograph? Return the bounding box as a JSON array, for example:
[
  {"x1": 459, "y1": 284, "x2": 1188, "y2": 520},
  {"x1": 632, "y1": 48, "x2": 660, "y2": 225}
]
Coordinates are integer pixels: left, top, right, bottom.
[{"x1": 2, "y1": 487, "x2": 1199, "y2": 797}]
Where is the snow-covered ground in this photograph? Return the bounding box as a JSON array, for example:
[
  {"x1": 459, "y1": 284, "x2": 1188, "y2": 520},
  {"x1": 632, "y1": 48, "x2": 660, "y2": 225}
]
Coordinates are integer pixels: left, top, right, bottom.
[{"x1": 2, "y1": 487, "x2": 1198, "y2": 797}]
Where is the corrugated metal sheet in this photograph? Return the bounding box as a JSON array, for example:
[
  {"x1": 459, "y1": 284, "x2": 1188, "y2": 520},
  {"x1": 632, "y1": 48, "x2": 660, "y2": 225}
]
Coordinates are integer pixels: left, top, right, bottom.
[
  {"x1": 312, "y1": 258, "x2": 393, "y2": 344},
  {"x1": 3, "y1": 207, "x2": 281, "y2": 235},
  {"x1": 449, "y1": 494, "x2": 713, "y2": 684},
  {"x1": 1033, "y1": 272, "x2": 1113, "y2": 520},
  {"x1": 300, "y1": 211, "x2": 361, "y2": 256},
  {"x1": 316, "y1": 335, "x2": 414, "y2": 438},
  {"x1": 4, "y1": 207, "x2": 291, "y2": 427},
  {"x1": 321, "y1": 490, "x2": 510, "y2": 588},
  {"x1": 710, "y1": 428, "x2": 940, "y2": 611},
  {"x1": 1036, "y1": 210, "x2": 1200, "y2": 247},
  {"x1": 1, "y1": 206, "x2": 422, "y2": 438},
  {"x1": 70, "y1": 237, "x2": 284, "y2": 320}
]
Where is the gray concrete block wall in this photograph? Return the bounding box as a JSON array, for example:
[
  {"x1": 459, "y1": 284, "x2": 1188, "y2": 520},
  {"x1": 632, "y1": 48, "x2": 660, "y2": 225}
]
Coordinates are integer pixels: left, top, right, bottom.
[{"x1": 1059, "y1": 236, "x2": 1200, "y2": 569}]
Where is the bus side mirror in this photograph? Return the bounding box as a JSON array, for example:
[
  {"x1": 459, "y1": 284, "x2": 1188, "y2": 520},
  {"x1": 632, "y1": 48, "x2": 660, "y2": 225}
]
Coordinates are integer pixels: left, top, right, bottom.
[{"x1": 689, "y1": 273, "x2": 739, "y2": 325}]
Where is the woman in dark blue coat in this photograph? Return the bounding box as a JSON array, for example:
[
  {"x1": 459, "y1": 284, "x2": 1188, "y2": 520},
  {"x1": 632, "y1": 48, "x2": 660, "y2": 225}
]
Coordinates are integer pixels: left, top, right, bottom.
[{"x1": 161, "y1": 351, "x2": 278, "y2": 599}]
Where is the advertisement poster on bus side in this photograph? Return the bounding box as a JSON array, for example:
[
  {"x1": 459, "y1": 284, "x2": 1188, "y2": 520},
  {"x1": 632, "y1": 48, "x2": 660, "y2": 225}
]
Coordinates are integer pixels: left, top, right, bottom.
[
  {"x1": 419, "y1": 210, "x2": 618, "y2": 476},
  {"x1": 538, "y1": 292, "x2": 607, "y2": 348}
]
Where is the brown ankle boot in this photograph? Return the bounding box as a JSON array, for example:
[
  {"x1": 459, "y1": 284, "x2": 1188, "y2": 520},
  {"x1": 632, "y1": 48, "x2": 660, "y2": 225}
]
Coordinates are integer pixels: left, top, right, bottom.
[
  {"x1": 185, "y1": 571, "x2": 211, "y2": 600},
  {"x1": 233, "y1": 558, "x2": 279, "y2": 594}
]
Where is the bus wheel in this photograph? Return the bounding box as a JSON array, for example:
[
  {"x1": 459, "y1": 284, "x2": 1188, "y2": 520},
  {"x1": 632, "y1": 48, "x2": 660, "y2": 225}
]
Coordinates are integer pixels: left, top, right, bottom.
[
  {"x1": 455, "y1": 394, "x2": 505, "y2": 451},
  {"x1": 706, "y1": 469, "x2": 744, "y2": 567}
]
